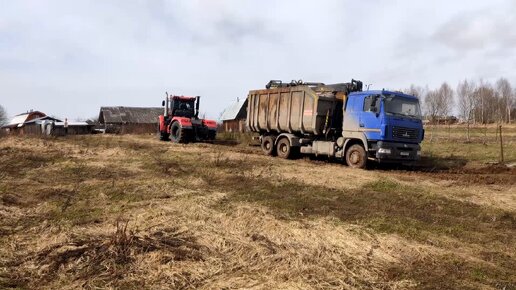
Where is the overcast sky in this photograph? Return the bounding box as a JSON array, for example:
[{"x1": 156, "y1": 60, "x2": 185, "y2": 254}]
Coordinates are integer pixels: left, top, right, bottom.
[{"x1": 1, "y1": 0, "x2": 515, "y2": 120}]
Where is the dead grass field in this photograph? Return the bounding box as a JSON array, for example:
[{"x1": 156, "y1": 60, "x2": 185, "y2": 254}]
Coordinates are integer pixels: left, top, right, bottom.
[{"x1": 0, "y1": 126, "x2": 515, "y2": 289}]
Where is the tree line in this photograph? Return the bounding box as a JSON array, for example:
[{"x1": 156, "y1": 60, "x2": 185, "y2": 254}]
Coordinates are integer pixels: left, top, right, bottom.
[{"x1": 403, "y1": 78, "x2": 515, "y2": 125}]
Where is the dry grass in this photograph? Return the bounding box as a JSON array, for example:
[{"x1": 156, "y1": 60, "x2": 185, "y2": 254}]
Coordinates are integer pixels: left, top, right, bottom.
[{"x1": 0, "y1": 132, "x2": 515, "y2": 289}]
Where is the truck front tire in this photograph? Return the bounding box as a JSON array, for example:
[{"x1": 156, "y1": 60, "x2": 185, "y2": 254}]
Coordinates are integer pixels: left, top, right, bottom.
[
  {"x1": 276, "y1": 138, "x2": 292, "y2": 159},
  {"x1": 345, "y1": 144, "x2": 367, "y2": 169}
]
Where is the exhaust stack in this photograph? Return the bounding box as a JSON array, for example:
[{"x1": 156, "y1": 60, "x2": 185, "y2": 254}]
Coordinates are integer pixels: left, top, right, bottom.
[
  {"x1": 164, "y1": 92, "x2": 169, "y2": 115},
  {"x1": 195, "y1": 96, "x2": 200, "y2": 118}
]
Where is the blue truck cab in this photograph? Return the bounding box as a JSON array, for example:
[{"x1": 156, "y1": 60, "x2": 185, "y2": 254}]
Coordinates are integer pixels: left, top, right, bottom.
[{"x1": 342, "y1": 90, "x2": 424, "y2": 164}]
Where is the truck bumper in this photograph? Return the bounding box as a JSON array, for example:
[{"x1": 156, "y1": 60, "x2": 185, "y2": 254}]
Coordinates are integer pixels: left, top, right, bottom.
[{"x1": 374, "y1": 141, "x2": 420, "y2": 162}]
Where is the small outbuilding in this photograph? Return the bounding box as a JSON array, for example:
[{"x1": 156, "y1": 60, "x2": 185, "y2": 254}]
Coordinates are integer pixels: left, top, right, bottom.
[
  {"x1": 1, "y1": 110, "x2": 47, "y2": 134},
  {"x1": 220, "y1": 99, "x2": 247, "y2": 132},
  {"x1": 98, "y1": 106, "x2": 163, "y2": 134}
]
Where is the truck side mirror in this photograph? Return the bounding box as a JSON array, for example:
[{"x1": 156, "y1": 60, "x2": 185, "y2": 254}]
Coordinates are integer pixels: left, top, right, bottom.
[{"x1": 161, "y1": 100, "x2": 165, "y2": 106}]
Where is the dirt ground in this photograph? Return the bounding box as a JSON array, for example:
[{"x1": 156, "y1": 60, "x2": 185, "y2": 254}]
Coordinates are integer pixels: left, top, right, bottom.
[{"x1": 0, "y1": 134, "x2": 515, "y2": 289}]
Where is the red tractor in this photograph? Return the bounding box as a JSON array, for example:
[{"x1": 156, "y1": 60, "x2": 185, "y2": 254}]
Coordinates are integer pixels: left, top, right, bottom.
[{"x1": 158, "y1": 93, "x2": 217, "y2": 143}]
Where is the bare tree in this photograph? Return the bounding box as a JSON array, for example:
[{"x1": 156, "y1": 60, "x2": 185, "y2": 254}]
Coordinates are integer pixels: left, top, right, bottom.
[
  {"x1": 424, "y1": 89, "x2": 440, "y2": 123},
  {"x1": 495, "y1": 78, "x2": 513, "y2": 124},
  {"x1": 404, "y1": 84, "x2": 428, "y2": 114},
  {"x1": 437, "y1": 82, "x2": 454, "y2": 118},
  {"x1": 404, "y1": 84, "x2": 426, "y2": 99},
  {"x1": 457, "y1": 79, "x2": 475, "y2": 141},
  {"x1": 0, "y1": 105, "x2": 7, "y2": 126},
  {"x1": 473, "y1": 81, "x2": 498, "y2": 124},
  {"x1": 513, "y1": 88, "x2": 516, "y2": 123}
]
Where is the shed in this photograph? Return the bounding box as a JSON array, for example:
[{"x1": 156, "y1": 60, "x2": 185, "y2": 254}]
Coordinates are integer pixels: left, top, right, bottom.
[
  {"x1": 220, "y1": 99, "x2": 248, "y2": 132},
  {"x1": 22, "y1": 116, "x2": 62, "y2": 135},
  {"x1": 98, "y1": 106, "x2": 163, "y2": 134}
]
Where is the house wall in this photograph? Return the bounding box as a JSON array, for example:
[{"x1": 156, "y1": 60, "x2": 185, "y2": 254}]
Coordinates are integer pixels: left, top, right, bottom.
[
  {"x1": 223, "y1": 120, "x2": 246, "y2": 133},
  {"x1": 52, "y1": 126, "x2": 93, "y2": 136},
  {"x1": 104, "y1": 123, "x2": 158, "y2": 134},
  {"x1": 22, "y1": 123, "x2": 93, "y2": 136}
]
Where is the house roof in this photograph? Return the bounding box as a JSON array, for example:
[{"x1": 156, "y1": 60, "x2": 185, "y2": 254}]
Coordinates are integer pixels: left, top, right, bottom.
[
  {"x1": 99, "y1": 107, "x2": 163, "y2": 124},
  {"x1": 2, "y1": 111, "x2": 47, "y2": 128},
  {"x1": 220, "y1": 99, "x2": 247, "y2": 121},
  {"x1": 23, "y1": 116, "x2": 62, "y2": 125}
]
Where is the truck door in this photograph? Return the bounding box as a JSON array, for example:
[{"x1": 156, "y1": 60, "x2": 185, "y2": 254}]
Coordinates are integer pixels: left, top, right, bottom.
[
  {"x1": 342, "y1": 95, "x2": 360, "y2": 132},
  {"x1": 359, "y1": 94, "x2": 382, "y2": 140}
]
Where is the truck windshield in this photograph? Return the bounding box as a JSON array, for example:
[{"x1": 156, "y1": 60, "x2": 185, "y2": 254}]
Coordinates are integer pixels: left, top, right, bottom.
[{"x1": 383, "y1": 95, "x2": 421, "y2": 119}]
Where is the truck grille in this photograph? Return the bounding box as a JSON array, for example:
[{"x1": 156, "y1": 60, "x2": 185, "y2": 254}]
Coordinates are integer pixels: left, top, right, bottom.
[{"x1": 392, "y1": 126, "x2": 418, "y2": 140}]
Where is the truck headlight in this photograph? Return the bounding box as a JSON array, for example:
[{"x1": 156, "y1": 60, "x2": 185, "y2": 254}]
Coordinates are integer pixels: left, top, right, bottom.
[{"x1": 378, "y1": 148, "x2": 391, "y2": 154}]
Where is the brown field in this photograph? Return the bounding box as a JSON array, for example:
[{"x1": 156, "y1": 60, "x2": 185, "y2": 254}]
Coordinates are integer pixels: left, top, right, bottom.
[{"x1": 0, "y1": 125, "x2": 515, "y2": 289}]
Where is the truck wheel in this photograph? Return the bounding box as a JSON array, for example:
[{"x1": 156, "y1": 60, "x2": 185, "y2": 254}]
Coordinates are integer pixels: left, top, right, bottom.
[
  {"x1": 261, "y1": 136, "x2": 275, "y2": 156},
  {"x1": 276, "y1": 138, "x2": 292, "y2": 159},
  {"x1": 345, "y1": 144, "x2": 367, "y2": 169},
  {"x1": 170, "y1": 122, "x2": 187, "y2": 143}
]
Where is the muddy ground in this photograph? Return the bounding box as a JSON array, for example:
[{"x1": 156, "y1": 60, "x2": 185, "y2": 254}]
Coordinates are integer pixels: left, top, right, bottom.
[{"x1": 0, "y1": 135, "x2": 515, "y2": 289}]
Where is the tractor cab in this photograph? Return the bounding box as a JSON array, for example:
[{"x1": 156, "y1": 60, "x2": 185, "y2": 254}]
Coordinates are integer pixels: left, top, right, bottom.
[
  {"x1": 162, "y1": 96, "x2": 199, "y2": 119},
  {"x1": 171, "y1": 96, "x2": 196, "y2": 118}
]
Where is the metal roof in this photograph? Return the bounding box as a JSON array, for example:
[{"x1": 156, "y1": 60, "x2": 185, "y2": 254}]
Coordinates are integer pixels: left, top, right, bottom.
[
  {"x1": 2, "y1": 111, "x2": 47, "y2": 128},
  {"x1": 220, "y1": 99, "x2": 247, "y2": 121},
  {"x1": 99, "y1": 107, "x2": 163, "y2": 124},
  {"x1": 23, "y1": 116, "x2": 62, "y2": 124}
]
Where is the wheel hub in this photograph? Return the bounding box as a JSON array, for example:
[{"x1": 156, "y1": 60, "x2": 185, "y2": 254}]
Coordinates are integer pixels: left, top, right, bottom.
[{"x1": 350, "y1": 151, "x2": 360, "y2": 164}]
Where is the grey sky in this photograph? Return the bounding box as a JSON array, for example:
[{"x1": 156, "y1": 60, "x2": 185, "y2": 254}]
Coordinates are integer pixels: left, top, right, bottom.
[{"x1": 1, "y1": 0, "x2": 515, "y2": 120}]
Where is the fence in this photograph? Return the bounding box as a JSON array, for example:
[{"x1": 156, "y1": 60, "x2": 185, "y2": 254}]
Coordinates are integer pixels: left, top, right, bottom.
[{"x1": 423, "y1": 124, "x2": 516, "y2": 164}]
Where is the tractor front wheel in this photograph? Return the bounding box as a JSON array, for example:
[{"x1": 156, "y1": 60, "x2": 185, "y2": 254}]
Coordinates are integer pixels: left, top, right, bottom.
[
  {"x1": 170, "y1": 122, "x2": 188, "y2": 143},
  {"x1": 159, "y1": 130, "x2": 169, "y2": 141}
]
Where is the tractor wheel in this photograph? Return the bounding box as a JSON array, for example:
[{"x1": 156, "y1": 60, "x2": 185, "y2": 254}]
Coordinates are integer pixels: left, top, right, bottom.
[
  {"x1": 276, "y1": 138, "x2": 292, "y2": 159},
  {"x1": 207, "y1": 131, "x2": 216, "y2": 141},
  {"x1": 345, "y1": 144, "x2": 367, "y2": 169},
  {"x1": 170, "y1": 122, "x2": 188, "y2": 143},
  {"x1": 261, "y1": 135, "x2": 275, "y2": 156},
  {"x1": 159, "y1": 131, "x2": 169, "y2": 141}
]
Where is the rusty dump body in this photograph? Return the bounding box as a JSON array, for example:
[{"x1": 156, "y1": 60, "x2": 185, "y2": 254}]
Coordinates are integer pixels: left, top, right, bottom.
[{"x1": 247, "y1": 81, "x2": 361, "y2": 137}]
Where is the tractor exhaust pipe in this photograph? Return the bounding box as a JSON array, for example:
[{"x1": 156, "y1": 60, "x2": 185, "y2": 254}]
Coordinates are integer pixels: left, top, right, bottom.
[
  {"x1": 195, "y1": 96, "x2": 200, "y2": 118},
  {"x1": 164, "y1": 92, "x2": 169, "y2": 116}
]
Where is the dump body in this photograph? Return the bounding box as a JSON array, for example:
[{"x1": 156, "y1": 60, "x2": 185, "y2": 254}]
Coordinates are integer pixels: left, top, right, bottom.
[{"x1": 247, "y1": 83, "x2": 351, "y2": 136}]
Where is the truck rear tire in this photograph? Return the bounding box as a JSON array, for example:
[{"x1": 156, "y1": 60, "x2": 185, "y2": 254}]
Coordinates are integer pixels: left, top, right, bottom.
[
  {"x1": 170, "y1": 122, "x2": 187, "y2": 144},
  {"x1": 345, "y1": 144, "x2": 367, "y2": 169},
  {"x1": 261, "y1": 136, "x2": 275, "y2": 156},
  {"x1": 276, "y1": 138, "x2": 292, "y2": 159}
]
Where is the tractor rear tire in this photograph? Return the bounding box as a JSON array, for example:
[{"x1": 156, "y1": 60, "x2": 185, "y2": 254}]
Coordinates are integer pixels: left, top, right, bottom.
[
  {"x1": 345, "y1": 144, "x2": 367, "y2": 169},
  {"x1": 276, "y1": 138, "x2": 292, "y2": 159},
  {"x1": 261, "y1": 135, "x2": 275, "y2": 156},
  {"x1": 170, "y1": 122, "x2": 188, "y2": 144}
]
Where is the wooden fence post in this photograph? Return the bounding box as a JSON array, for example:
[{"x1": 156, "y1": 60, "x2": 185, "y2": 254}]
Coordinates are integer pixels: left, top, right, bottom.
[{"x1": 499, "y1": 125, "x2": 504, "y2": 163}]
